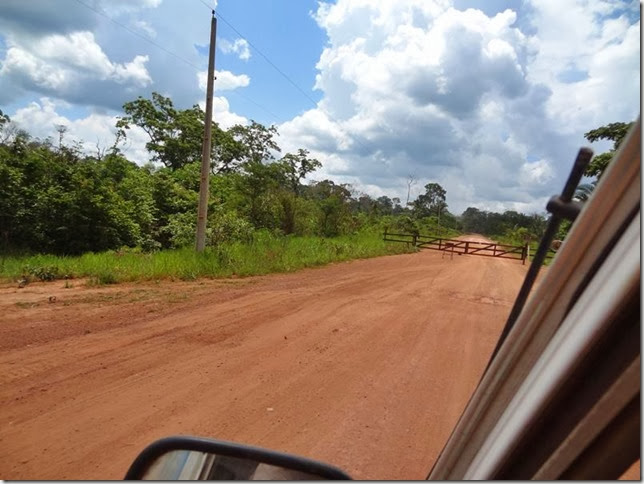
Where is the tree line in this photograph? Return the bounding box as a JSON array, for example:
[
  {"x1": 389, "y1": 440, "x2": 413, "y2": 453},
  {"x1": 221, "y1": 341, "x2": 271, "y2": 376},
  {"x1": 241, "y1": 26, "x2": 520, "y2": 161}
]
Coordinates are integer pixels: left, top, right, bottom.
[
  {"x1": 0, "y1": 95, "x2": 458, "y2": 255},
  {"x1": 0, "y1": 94, "x2": 627, "y2": 256}
]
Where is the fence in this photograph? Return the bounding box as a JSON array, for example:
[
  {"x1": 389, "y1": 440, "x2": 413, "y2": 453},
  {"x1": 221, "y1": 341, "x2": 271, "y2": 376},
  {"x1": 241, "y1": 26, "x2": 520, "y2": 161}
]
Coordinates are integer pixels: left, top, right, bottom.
[{"x1": 383, "y1": 230, "x2": 534, "y2": 264}]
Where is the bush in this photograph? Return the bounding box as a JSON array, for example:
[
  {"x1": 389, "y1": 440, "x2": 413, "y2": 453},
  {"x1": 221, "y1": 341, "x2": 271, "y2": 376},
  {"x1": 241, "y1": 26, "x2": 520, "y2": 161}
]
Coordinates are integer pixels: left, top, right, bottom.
[
  {"x1": 23, "y1": 264, "x2": 62, "y2": 281},
  {"x1": 209, "y1": 210, "x2": 254, "y2": 245},
  {"x1": 1, "y1": 232, "x2": 415, "y2": 284},
  {"x1": 88, "y1": 272, "x2": 118, "y2": 285},
  {"x1": 388, "y1": 216, "x2": 419, "y2": 235},
  {"x1": 162, "y1": 212, "x2": 196, "y2": 248}
]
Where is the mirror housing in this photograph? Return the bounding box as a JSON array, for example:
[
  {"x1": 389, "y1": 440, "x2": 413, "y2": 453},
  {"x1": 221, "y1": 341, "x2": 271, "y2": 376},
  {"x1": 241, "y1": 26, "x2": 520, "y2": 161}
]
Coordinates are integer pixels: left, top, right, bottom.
[{"x1": 124, "y1": 436, "x2": 351, "y2": 480}]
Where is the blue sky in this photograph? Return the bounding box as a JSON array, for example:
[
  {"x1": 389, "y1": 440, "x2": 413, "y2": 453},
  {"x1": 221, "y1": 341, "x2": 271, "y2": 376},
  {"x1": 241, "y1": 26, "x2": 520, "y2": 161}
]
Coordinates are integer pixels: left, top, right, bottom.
[
  {"x1": 211, "y1": 0, "x2": 325, "y2": 123},
  {"x1": 0, "y1": 0, "x2": 640, "y2": 214}
]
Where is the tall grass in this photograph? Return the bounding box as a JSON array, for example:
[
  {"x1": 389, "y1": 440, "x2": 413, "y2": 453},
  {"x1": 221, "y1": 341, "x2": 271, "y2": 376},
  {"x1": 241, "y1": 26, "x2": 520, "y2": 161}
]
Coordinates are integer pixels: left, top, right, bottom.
[
  {"x1": 0, "y1": 231, "x2": 413, "y2": 284},
  {"x1": 488, "y1": 234, "x2": 557, "y2": 265}
]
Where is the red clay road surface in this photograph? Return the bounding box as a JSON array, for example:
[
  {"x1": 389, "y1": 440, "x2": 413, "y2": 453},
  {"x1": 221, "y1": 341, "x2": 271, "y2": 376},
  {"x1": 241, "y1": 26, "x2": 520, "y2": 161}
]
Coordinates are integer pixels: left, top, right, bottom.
[{"x1": 0, "y1": 235, "x2": 638, "y2": 480}]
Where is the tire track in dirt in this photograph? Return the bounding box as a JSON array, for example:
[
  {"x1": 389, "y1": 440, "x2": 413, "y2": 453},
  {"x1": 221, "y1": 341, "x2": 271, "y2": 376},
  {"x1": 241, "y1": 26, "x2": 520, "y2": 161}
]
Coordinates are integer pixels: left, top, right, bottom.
[{"x1": 1, "y1": 237, "x2": 530, "y2": 479}]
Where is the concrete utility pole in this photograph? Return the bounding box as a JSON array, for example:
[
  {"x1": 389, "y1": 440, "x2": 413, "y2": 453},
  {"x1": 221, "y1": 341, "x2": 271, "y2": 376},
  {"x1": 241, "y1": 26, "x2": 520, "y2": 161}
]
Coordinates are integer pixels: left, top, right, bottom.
[
  {"x1": 406, "y1": 174, "x2": 416, "y2": 207},
  {"x1": 196, "y1": 12, "x2": 217, "y2": 252}
]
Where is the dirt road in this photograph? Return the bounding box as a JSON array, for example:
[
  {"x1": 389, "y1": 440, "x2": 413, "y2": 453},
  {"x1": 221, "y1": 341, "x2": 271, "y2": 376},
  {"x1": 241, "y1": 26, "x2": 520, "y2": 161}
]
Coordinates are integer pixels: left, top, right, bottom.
[{"x1": 1, "y1": 236, "x2": 529, "y2": 479}]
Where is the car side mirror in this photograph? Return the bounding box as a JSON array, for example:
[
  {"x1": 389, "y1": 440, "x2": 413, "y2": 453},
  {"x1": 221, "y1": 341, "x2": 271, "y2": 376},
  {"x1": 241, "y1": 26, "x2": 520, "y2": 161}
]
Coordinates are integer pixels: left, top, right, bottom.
[{"x1": 124, "y1": 436, "x2": 352, "y2": 480}]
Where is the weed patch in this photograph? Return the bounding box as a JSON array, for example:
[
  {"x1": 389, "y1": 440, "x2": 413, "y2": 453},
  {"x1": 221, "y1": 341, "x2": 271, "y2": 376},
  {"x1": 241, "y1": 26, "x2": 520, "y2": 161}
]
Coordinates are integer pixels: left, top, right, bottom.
[{"x1": 0, "y1": 231, "x2": 413, "y2": 284}]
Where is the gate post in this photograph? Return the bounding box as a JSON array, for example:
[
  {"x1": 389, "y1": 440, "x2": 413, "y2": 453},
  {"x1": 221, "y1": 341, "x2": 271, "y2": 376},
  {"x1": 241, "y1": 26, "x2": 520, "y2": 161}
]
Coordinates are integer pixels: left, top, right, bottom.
[
  {"x1": 465, "y1": 241, "x2": 469, "y2": 254},
  {"x1": 413, "y1": 234, "x2": 418, "y2": 247}
]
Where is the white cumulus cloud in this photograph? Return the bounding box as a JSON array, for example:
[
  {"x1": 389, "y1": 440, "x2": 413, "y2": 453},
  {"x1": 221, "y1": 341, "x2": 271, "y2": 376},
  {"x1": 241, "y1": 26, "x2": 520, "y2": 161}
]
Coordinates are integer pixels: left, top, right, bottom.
[
  {"x1": 132, "y1": 19, "x2": 157, "y2": 38},
  {"x1": 0, "y1": 31, "x2": 152, "y2": 92},
  {"x1": 525, "y1": 0, "x2": 640, "y2": 132},
  {"x1": 219, "y1": 38, "x2": 251, "y2": 61},
  {"x1": 275, "y1": 0, "x2": 639, "y2": 214},
  {"x1": 197, "y1": 69, "x2": 250, "y2": 92},
  {"x1": 196, "y1": 96, "x2": 248, "y2": 130},
  {"x1": 10, "y1": 98, "x2": 151, "y2": 164}
]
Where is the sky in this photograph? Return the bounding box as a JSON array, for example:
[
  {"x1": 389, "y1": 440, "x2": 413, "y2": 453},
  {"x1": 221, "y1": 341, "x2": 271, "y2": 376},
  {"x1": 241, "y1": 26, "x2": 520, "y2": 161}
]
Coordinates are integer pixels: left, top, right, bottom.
[{"x1": 0, "y1": 0, "x2": 640, "y2": 214}]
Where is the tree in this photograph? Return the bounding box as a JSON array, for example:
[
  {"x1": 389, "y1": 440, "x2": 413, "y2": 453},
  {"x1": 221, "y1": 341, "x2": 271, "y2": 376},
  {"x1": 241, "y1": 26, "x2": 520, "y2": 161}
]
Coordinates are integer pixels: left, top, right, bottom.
[
  {"x1": 211, "y1": 124, "x2": 245, "y2": 174},
  {"x1": 55, "y1": 124, "x2": 67, "y2": 150},
  {"x1": 117, "y1": 92, "x2": 244, "y2": 173},
  {"x1": 375, "y1": 196, "x2": 394, "y2": 215},
  {"x1": 391, "y1": 197, "x2": 404, "y2": 215},
  {"x1": 305, "y1": 180, "x2": 353, "y2": 236},
  {"x1": 229, "y1": 121, "x2": 280, "y2": 165},
  {"x1": 461, "y1": 207, "x2": 485, "y2": 233},
  {"x1": 583, "y1": 121, "x2": 634, "y2": 179},
  {"x1": 234, "y1": 160, "x2": 284, "y2": 229},
  {"x1": 412, "y1": 182, "x2": 447, "y2": 218},
  {"x1": 150, "y1": 166, "x2": 199, "y2": 248},
  {"x1": 9, "y1": 91, "x2": 579, "y2": 256},
  {"x1": 277, "y1": 149, "x2": 321, "y2": 195},
  {"x1": 116, "y1": 92, "x2": 204, "y2": 170},
  {"x1": 355, "y1": 194, "x2": 376, "y2": 214},
  {"x1": 459, "y1": 206, "x2": 546, "y2": 241},
  {"x1": 305, "y1": 179, "x2": 352, "y2": 203},
  {"x1": 261, "y1": 149, "x2": 322, "y2": 235},
  {"x1": 0, "y1": 110, "x2": 17, "y2": 144},
  {"x1": 216, "y1": 122, "x2": 283, "y2": 229},
  {"x1": 0, "y1": 139, "x2": 157, "y2": 254},
  {"x1": 0, "y1": 109, "x2": 10, "y2": 133}
]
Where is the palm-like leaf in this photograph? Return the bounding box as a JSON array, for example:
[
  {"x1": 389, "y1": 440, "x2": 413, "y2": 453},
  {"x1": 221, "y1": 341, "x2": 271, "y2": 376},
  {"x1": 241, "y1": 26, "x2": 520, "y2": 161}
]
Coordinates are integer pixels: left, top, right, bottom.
[{"x1": 574, "y1": 183, "x2": 595, "y2": 202}]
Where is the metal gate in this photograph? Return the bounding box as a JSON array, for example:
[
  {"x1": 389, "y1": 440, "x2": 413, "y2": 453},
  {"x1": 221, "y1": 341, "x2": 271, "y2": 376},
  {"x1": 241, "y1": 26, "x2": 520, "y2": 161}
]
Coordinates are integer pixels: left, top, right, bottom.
[{"x1": 383, "y1": 231, "x2": 529, "y2": 264}]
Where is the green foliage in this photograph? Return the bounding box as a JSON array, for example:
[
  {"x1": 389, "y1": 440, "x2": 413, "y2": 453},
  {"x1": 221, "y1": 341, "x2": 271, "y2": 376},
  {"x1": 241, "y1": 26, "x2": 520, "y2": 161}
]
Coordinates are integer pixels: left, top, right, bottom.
[
  {"x1": 388, "y1": 215, "x2": 419, "y2": 235},
  {"x1": 234, "y1": 160, "x2": 283, "y2": 228},
  {"x1": 0, "y1": 232, "x2": 413, "y2": 283},
  {"x1": 229, "y1": 121, "x2": 280, "y2": 164},
  {"x1": 375, "y1": 196, "x2": 394, "y2": 215},
  {"x1": 556, "y1": 219, "x2": 572, "y2": 241},
  {"x1": 162, "y1": 211, "x2": 197, "y2": 248},
  {"x1": 583, "y1": 121, "x2": 635, "y2": 179},
  {"x1": 117, "y1": 92, "x2": 244, "y2": 172},
  {"x1": 584, "y1": 152, "x2": 612, "y2": 180},
  {"x1": 117, "y1": 92, "x2": 203, "y2": 170},
  {"x1": 22, "y1": 264, "x2": 63, "y2": 281},
  {"x1": 584, "y1": 122, "x2": 633, "y2": 148},
  {"x1": 0, "y1": 109, "x2": 10, "y2": 133},
  {"x1": 412, "y1": 182, "x2": 447, "y2": 218},
  {"x1": 304, "y1": 180, "x2": 353, "y2": 236},
  {"x1": 88, "y1": 272, "x2": 119, "y2": 286},
  {"x1": 277, "y1": 148, "x2": 321, "y2": 195},
  {"x1": 0, "y1": 141, "x2": 158, "y2": 254},
  {"x1": 503, "y1": 226, "x2": 531, "y2": 246},
  {"x1": 208, "y1": 208, "x2": 254, "y2": 245},
  {"x1": 554, "y1": 119, "x2": 634, "y2": 241},
  {"x1": 318, "y1": 195, "x2": 350, "y2": 236},
  {"x1": 417, "y1": 216, "x2": 461, "y2": 238},
  {"x1": 292, "y1": 197, "x2": 321, "y2": 236},
  {"x1": 1, "y1": 92, "x2": 552, "y2": 284},
  {"x1": 276, "y1": 191, "x2": 297, "y2": 235},
  {"x1": 460, "y1": 207, "x2": 547, "y2": 242}
]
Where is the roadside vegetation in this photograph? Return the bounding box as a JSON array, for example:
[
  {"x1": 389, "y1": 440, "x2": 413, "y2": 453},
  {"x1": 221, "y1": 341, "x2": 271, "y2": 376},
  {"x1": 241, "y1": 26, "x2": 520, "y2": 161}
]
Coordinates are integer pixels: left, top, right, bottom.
[
  {"x1": 0, "y1": 98, "x2": 629, "y2": 284},
  {"x1": 0, "y1": 96, "x2": 446, "y2": 284},
  {"x1": 1, "y1": 229, "x2": 412, "y2": 284}
]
